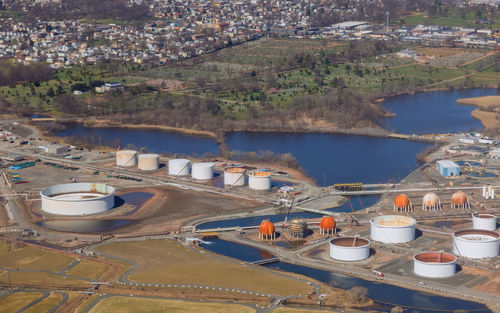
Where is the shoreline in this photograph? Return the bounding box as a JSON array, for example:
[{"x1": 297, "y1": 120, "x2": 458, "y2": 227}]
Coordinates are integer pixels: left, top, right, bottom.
[{"x1": 456, "y1": 95, "x2": 500, "y2": 130}]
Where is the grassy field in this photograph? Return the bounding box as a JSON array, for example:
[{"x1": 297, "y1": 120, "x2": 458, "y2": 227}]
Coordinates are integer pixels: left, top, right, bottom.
[
  {"x1": 0, "y1": 292, "x2": 42, "y2": 313},
  {"x1": 23, "y1": 293, "x2": 63, "y2": 313},
  {"x1": 0, "y1": 271, "x2": 86, "y2": 287},
  {"x1": 97, "y1": 240, "x2": 311, "y2": 296},
  {"x1": 89, "y1": 296, "x2": 255, "y2": 313},
  {"x1": 66, "y1": 260, "x2": 111, "y2": 280},
  {"x1": 271, "y1": 308, "x2": 340, "y2": 313},
  {"x1": 0, "y1": 241, "x2": 73, "y2": 271},
  {"x1": 401, "y1": 9, "x2": 500, "y2": 28}
]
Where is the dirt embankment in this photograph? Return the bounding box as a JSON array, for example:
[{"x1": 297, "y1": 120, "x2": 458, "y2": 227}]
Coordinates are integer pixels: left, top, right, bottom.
[{"x1": 457, "y1": 95, "x2": 500, "y2": 129}]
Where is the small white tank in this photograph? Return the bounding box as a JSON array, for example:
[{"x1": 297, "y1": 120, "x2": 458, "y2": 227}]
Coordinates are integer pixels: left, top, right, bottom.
[
  {"x1": 116, "y1": 150, "x2": 137, "y2": 167},
  {"x1": 138, "y1": 154, "x2": 159, "y2": 171},
  {"x1": 472, "y1": 213, "x2": 497, "y2": 231},
  {"x1": 191, "y1": 162, "x2": 214, "y2": 180},
  {"x1": 224, "y1": 167, "x2": 245, "y2": 186},
  {"x1": 453, "y1": 229, "x2": 499, "y2": 259},
  {"x1": 414, "y1": 252, "x2": 457, "y2": 278},
  {"x1": 168, "y1": 159, "x2": 190, "y2": 176},
  {"x1": 248, "y1": 171, "x2": 271, "y2": 190},
  {"x1": 329, "y1": 237, "x2": 370, "y2": 262}
]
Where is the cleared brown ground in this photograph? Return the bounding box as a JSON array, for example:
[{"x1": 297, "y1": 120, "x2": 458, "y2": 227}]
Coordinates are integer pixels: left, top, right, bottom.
[
  {"x1": 460, "y1": 266, "x2": 500, "y2": 296},
  {"x1": 88, "y1": 297, "x2": 255, "y2": 313},
  {"x1": 97, "y1": 240, "x2": 311, "y2": 296}
]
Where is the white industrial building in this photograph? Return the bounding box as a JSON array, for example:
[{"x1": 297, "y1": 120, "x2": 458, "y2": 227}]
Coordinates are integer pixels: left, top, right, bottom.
[
  {"x1": 329, "y1": 237, "x2": 370, "y2": 261},
  {"x1": 436, "y1": 160, "x2": 460, "y2": 177},
  {"x1": 39, "y1": 144, "x2": 69, "y2": 154},
  {"x1": 413, "y1": 252, "x2": 457, "y2": 278},
  {"x1": 370, "y1": 215, "x2": 416, "y2": 243},
  {"x1": 168, "y1": 159, "x2": 190, "y2": 176},
  {"x1": 453, "y1": 229, "x2": 499, "y2": 259},
  {"x1": 472, "y1": 212, "x2": 497, "y2": 231},
  {"x1": 40, "y1": 183, "x2": 115, "y2": 216}
]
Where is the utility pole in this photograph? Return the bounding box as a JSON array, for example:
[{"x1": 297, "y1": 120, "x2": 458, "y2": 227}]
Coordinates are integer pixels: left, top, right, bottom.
[{"x1": 386, "y1": 11, "x2": 390, "y2": 32}]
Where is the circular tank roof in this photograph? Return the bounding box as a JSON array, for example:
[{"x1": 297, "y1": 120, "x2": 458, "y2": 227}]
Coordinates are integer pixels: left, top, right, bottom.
[
  {"x1": 472, "y1": 212, "x2": 496, "y2": 219},
  {"x1": 330, "y1": 237, "x2": 370, "y2": 247},
  {"x1": 394, "y1": 194, "x2": 410, "y2": 208},
  {"x1": 453, "y1": 229, "x2": 499, "y2": 241},
  {"x1": 370, "y1": 215, "x2": 416, "y2": 227},
  {"x1": 414, "y1": 251, "x2": 456, "y2": 264},
  {"x1": 117, "y1": 150, "x2": 137, "y2": 154},
  {"x1": 40, "y1": 183, "x2": 115, "y2": 201},
  {"x1": 250, "y1": 171, "x2": 271, "y2": 177},
  {"x1": 225, "y1": 167, "x2": 245, "y2": 173}
]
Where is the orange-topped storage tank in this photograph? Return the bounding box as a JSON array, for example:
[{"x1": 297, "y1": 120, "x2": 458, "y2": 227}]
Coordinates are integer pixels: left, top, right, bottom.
[
  {"x1": 319, "y1": 216, "x2": 336, "y2": 235},
  {"x1": 259, "y1": 220, "x2": 276, "y2": 240},
  {"x1": 451, "y1": 191, "x2": 469, "y2": 209},
  {"x1": 393, "y1": 194, "x2": 412, "y2": 212}
]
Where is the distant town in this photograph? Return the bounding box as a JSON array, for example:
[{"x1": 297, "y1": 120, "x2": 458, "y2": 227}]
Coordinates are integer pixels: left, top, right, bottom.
[{"x1": 0, "y1": 0, "x2": 499, "y2": 67}]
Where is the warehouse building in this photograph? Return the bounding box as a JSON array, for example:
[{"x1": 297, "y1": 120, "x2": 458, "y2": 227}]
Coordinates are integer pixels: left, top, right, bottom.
[{"x1": 436, "y1": 160, "x2": 460, "y2": 177}]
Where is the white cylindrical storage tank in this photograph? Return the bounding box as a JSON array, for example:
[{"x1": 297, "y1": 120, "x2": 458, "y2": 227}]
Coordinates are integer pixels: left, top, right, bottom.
[
  {"x1": 472, "y1": 213, "x2": 497, "y2": 231},
  {"x1": 138, "y1": 154, "x2": 159, "y2": 171},
  {"x1": 116, "y1": 150, "x2": 137, "y2": 167},
  {"x1": 224, "y1": 167, "x2": 245, "y2": 186},
  {"x1": 40, "y1": 183, "x2": 115, "y2": 216},
  {"x1": 168, "y1": 159, "x2": 190, "y2": 176},
  {"x1": 248, "y1": 171, "x2": 271, "y2": 190},
  {"x1": 191, "y1": 162, "x2": 214, "y2": 180},
  {"x1": 453, "y1": 229, "x2": 499, "y2": 259},
  {"x1": 329, "y1": 237, "x2": 370, "y2": 261},
  {"x1": 413, "y1": 252, "x2": 457, "y2": 278},
  {"x1": 370, "y1": 215, "x2": 416, "y2": 243}
]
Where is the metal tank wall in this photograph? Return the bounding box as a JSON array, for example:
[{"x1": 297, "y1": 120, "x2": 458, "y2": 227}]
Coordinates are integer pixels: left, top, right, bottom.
[
  {"x1": 168, "y1": 159, "x2": 190, "y2": 176},
  {"x1": 453, "y1": 230, "x2": 499, "y2": 259},
  {"x1": 224, "y1": 168, "x2": 245, "y2": 186},
  {"x1": 329, "y1": 237, "x2": 370, "y2": 261},
  {"x1": 116, "y1": 150, "x2": 137, "y2": 167},
  {"x1": 413, "y1": 252, "x2": 456, "y2": 278},
  {"x1": 248, "y1": 172, "x2": 271, "y2": 190},
  {"x1": 370, "y1": 215, "x2": 416, "y2": 243},
  {"x1": 472, "y1": 213, "x2": 497, "y2": 231},
  {"x1": 138, "y1": 154, "x2": 159, "y2": 171},
  {"x1": 191, "y1": 162, "x2": 214, "y2": 180},
  {"x1": 40, "y1": 183, "x2": 115, "y2": 216}
]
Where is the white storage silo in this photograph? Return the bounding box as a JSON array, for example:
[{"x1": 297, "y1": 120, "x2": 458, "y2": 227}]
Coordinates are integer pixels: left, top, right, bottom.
[
  {"x1": 248, "y1": 171, "x2": 271, "y2": 190},
  {"x1": 413, "y1": 252, "x2": 457, "y2": 278},
  {"x1": 168, "y1": 159, "x2": 190, "y2": 176},
  {"x1": 116, "y1": 150, "x2": 137, "y2": 167},
  {"x1": 224, "y1": 167, "x2": 245, "y2": 186},
  {"x1": 191, "y1": 162, "x2": 214, "y2": 180},
  {"x1": 472, "y1": 213, "x2": 497, "y2": 231},
  {"x1": 370, "y1": 215, "x2": 416, "y2": 243},
  {"x1": 329, "y1": 237, "x2": 370, "y2": 262},
  {"x1": 453, "y1": 229, "x2": 499, "y2": 259},
  {"x1": 138, "y1": 154, "x2": 159, "y2": 171}
]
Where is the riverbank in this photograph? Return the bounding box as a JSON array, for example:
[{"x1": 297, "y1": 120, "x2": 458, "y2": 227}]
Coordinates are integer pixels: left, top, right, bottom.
[{"x1": 457, "y1": 95, "x2": 500, "y2": 130}]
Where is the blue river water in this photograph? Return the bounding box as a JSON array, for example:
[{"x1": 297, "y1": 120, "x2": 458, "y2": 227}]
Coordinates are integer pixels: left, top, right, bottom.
[
  {"x1": 200, "y1": 239, "x2": 490, "y2": 313},
  {"x1": 383, "y1": 89, "x2": 498, "y2": 134}
]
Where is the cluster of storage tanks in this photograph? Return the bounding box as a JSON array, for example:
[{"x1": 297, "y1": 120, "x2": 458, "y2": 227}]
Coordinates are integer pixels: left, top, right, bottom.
[
  {"x1": 116, "y1": 151, "x2": 273, "y2": 190},
  {"x1": 393, "y1": 192, "x2": 470, "y2": 212},
  {"x1": 116, "y1": 150, "x2": 160, "y2": 171}
]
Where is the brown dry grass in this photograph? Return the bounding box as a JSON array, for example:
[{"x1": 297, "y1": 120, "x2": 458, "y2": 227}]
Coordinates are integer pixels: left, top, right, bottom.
[
  {"x1": 0, "y1": 292, "x2": 42, "y2": 313},
  {"x1": 88, "y1": 296, "x2": 255, "y2": 313},
  {"x1": 457, "y1": 96, "x2": 500, "y2": 109},
  {"x1": 23, "y1": 293, "x2": 63, "y2": 313},
  {"x1": 460, "y1": 266, "x2": 500, "y2": 296},
  {"x1": 0, "y1": 241, "x2": 74, "y2": 271},
  {"x1": 458, "y1": 96, "x2": 500, "y2": 129},
  {"x1": 97, "y1": 240, "x2": 311, "y2": 296}
]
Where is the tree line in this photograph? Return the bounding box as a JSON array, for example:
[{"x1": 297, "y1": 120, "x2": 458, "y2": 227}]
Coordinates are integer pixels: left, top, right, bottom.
[{"x1": 0, "y1": 62, "x2": 53, "y2": 86}]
